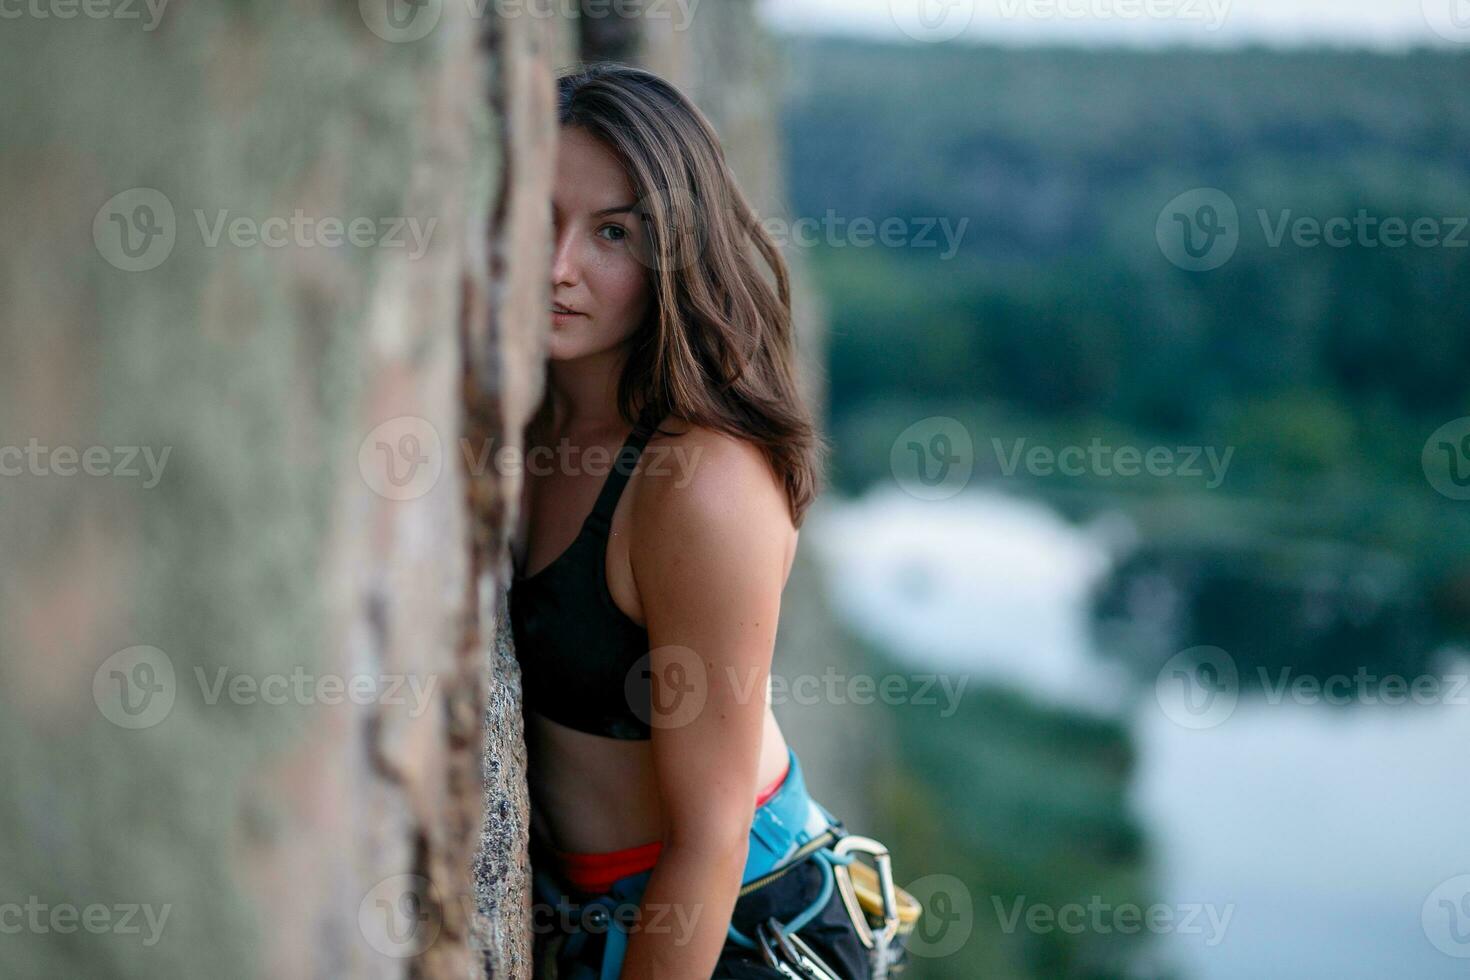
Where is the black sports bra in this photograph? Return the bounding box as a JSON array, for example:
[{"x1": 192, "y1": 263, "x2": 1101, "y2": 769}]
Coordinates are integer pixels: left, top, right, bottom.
[{"x1": 509, "y1": 406, "x2": 662, "y2": 740}]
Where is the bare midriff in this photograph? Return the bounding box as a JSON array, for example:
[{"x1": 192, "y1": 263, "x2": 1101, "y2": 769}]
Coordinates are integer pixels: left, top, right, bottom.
[{"x1": 526, "y1": 705, "x2": 792, "y2": 860}]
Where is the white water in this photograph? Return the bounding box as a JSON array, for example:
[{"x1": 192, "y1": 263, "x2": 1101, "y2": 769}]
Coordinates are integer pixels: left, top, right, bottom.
[
  {"x1": 805, "y1": 485, "x2": 1131, "y2": 714},
  {"x1": 806, "y1": 484, "x2": 1470, "y2": 979}
]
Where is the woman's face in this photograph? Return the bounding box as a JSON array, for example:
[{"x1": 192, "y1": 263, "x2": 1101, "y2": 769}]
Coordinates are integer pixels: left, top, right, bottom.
[{"x1": 548, "y1": 125, "x2": 653, "y2": 362}]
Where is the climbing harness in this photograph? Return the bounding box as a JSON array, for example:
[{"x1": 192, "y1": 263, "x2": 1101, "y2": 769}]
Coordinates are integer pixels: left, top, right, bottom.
[
  {"x1": 532, "y1": 822, "x2": 923, "y2": 979},
  {"x1": 529, "y1": 748, "x2": 924, "y2": 979},
  {"x1": 724, "y1": 827, "x2": 851, "y2": 977},
  {"x1": 735, "y1": 825, "x2": 923, "y2": 980}
]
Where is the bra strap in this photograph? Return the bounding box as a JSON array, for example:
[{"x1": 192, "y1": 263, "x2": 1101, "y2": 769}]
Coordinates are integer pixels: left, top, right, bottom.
[{"x1": 584, "y1": 404, "x2": 661, "y2": 534}]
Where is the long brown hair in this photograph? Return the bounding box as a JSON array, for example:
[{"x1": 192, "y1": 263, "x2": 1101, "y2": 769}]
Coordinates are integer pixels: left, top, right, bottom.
[{"x1": 556, "y1": 61, "x2": 828, "y2": 527}]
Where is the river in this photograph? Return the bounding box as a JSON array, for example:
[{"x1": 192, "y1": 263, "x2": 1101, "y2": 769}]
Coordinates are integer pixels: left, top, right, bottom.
[{"x1": 806, "y1": 484, "x2": 1470, "y2": 979}]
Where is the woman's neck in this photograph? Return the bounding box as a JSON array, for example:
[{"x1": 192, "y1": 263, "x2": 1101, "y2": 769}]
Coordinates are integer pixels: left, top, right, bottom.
[{"x1": 543, "y1": 344, "x2": 632, "y2": 437}]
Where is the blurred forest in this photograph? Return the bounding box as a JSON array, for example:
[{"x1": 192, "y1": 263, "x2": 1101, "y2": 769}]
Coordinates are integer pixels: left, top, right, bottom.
[
  {"x1": 775, "y1": 35, "x2": 1470, "y2": 979},
  {"x1": 781, "y1": 35, "x2": 1470, "y2": 672}
]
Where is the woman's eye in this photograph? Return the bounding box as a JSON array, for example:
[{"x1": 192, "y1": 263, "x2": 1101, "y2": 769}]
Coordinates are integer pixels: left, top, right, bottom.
[{"x1": 598, "y1": 224, "x2": 628, "y2": 243}]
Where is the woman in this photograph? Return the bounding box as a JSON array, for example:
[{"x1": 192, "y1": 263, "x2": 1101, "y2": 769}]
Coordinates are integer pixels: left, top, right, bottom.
[{"x1": 510, "y1": 62, "x2": 905, "y2": 979}]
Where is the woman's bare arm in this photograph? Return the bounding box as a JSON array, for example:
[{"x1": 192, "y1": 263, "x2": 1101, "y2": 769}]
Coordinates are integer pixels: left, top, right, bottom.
[{"x1": 617, "y1": 429, "x2": 793, "y2": 978}]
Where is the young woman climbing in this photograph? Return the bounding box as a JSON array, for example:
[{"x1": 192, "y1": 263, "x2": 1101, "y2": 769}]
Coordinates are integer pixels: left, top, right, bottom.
[{"x1": 509, "y1": 61, "x2": 916, "y2": 979}]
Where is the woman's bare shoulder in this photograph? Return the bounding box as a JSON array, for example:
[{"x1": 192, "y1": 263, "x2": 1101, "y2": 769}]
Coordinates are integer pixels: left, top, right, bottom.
[
  {"x1": 635, "y1": 417, "x2": 792, "y2": 541},
  {"x1": 630, "y1": 417, "x2": 795, "y2": 624}
]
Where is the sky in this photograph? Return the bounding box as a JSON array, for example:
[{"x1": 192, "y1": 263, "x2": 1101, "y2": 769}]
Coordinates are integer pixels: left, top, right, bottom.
[{"x1": 757, "y1": 0, "x2": 1470, "y2": 50}]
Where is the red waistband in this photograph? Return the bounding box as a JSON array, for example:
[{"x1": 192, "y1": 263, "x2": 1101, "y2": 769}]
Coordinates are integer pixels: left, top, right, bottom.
[
  {"x1": 755, "y1": 757, "x2": 792, "y2": 809},
  {"x1": 547, "y1": 758, "x2": 792, "y2": 895}
]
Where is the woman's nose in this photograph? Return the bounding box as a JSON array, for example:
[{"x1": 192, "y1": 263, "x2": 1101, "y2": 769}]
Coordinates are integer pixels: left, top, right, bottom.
[{"x1": 551, "y1": 227, "x2": 579, "y2": 286}]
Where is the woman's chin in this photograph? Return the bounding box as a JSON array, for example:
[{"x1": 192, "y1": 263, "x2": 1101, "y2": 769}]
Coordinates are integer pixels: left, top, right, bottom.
[{"x1": 546, "y1": 333, "x2": 594, "y2": 362}]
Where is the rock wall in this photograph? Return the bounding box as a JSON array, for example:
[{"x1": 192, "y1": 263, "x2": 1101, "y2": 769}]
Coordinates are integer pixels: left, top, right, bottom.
[{"x1": 0, "y1": 3, "x2": 541, "y2": 978}]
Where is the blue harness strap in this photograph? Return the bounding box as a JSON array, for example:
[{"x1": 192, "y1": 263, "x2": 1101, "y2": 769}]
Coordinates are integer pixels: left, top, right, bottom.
[
  {"x1": 532, "y1": 747, "x2": 845, "y2": 980},
  {"x1": 743, "y1": 747, "x2": 841, "y2": 881},
  {"x1": 533, "y1": 864, "x2": 655, "y2": 980}
]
